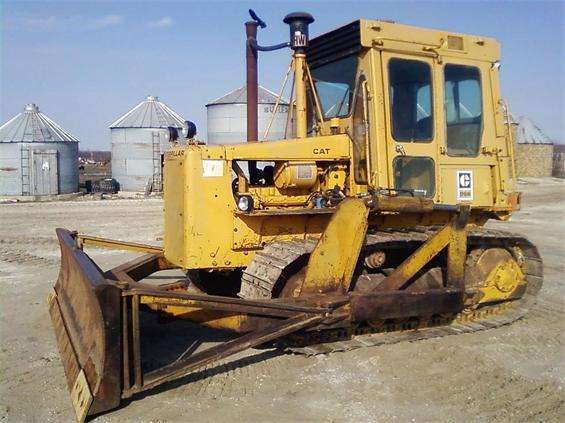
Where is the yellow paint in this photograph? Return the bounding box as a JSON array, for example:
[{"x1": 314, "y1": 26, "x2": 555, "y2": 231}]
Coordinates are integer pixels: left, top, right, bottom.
[
  {"x1": 141, "y1": 296, "x2": 251, "y2": 332},
  {"x1": 439, "y1": 166, "x2": 494, "y2": 206},
  {"x1": 358, "y1": 19, "x2": 499, "y2": 61},
  {"x1": 71, "y1": 370, "x2": 92, "y2": 423},
  {"x1": 294, "y1": 53, "x2": 308, "y2": 138},
  {"x1": 479, "y1": 259, "x2": 525, "y2": 303},
  {"x1": 299, "y1": 198, "x2": 369, "y2": 295},
  {"x1": 76, "y1": 235, "x2": 163, "y2": 255}
]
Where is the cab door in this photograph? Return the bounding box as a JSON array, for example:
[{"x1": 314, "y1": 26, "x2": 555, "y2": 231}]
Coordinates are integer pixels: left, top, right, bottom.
[
  {"x1": 381, "y1": 52, "x2": 440, "y2": 200},
  {"x1": 436, "y1": 58, "x2": 496, "y2": 206}
]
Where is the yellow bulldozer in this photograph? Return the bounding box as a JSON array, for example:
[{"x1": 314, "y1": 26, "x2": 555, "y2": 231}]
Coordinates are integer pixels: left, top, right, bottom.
[{"x1": 48, "y1": 10, "x2": 543, "y2": 421}]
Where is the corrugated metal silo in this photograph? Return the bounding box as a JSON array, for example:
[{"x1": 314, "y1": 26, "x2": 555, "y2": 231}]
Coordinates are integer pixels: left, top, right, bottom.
[
  {"x1": 0, "y1": 104, "x2": 79, "y2": 196},
  {"x1": 110, "y1": 95, "x2": 185, "y2": 192},
  {"x1": 206, "y1": 85, "x2": 289, "y2": 144}
]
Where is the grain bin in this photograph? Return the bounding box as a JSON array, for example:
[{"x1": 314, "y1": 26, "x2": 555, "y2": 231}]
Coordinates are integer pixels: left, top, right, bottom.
[
  {"x1": 0, "y1": 103, "x2": 79, "y2": 196},
  {"x1": 512, "y1": 116, "x2": 554, "y2": 177},
  {"x1": 206, "y1": 85, "x2": 288, "y2": 145},
  {"x1": 110, "y1": 95, "x2": 185, "y2": 192}
]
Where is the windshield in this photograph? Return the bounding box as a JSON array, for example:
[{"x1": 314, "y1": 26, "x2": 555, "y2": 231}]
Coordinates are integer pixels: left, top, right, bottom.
[{"x1": 311, "y1": 55, "x2": 358, "y2": 119}]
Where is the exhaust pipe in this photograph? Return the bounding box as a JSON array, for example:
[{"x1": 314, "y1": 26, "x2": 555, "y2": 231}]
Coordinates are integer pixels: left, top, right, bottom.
[{"x1": 245, "y1": 20, "x2": 259, "y2": 183}]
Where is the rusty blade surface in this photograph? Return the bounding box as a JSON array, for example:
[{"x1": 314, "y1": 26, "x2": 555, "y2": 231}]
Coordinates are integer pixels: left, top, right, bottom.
[{"x1": 48, "y1": 228, "x2": 122, "y2": 418}]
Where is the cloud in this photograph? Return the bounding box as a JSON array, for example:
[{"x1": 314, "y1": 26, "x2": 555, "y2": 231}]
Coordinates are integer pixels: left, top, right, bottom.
[
  {"x1": 90, "y1": 15, "x2": 123, "y2": 29},
  {"x1": 148, "y1": 17, "x2": 174, "y2": 28}
]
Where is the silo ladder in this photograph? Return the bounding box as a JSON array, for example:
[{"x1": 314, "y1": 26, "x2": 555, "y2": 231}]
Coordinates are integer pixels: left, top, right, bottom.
[
  {"x1": 20, "y1": 147, "x2": 31, "y2": 196},
  {"x1": 151, "y1": 132, "x2": 162, "y2": 192}
]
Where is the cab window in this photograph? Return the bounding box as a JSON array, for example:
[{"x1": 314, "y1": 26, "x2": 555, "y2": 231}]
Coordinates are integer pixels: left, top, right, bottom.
[
  {"x1": 444, "y1": 65, "x2": 482, "y2": 156},
  {"x1": 351, "y1": 76, "x2": 369, "y2": 184},
  {"x1": 393, "y1": 156, "x2": 435, "y2": 197},
  {"x1": 311, "y1": 55, "x2": 358, "y2": 119},
  {"x1": 389, "y1": 58, "x2": 433, "y2": 142}
]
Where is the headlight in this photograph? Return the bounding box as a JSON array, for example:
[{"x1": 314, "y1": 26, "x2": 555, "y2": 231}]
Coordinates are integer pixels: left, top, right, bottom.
[{"x1": 237, "y1": 195, "x2": 253, "y2": 212}]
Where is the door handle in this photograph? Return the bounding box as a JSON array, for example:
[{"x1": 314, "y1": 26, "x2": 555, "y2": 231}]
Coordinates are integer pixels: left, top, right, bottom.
[{"x1": 395, "y1": 144, "x2": 407, "y2": 156}]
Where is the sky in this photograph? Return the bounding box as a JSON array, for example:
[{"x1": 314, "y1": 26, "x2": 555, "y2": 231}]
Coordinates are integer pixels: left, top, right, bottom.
[{"x1": 1, "y1": 0, "x2": 563, "y2": 150}]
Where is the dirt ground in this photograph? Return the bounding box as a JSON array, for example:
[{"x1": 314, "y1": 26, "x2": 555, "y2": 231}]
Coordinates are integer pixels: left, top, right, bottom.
[{"x1": 1, "y1": 178, "x2": 563, "y2": 422}]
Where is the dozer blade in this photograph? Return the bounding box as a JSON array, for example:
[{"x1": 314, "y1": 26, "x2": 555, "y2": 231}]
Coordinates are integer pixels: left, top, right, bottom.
[
  {"x1": 48, "y1": 229, "x2": 340, "y2": 420},
  {"x1": 48, "y1": 228, "x2": 122, "y2": 421}
]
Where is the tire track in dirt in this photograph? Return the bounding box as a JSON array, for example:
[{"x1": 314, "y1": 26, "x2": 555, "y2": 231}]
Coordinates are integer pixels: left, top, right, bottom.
[
  {"x1": 0, "y1": 237, "x2": 60, "y2": 267},
  {"x1": 174, "y1": 349, "x2": 285, "y2": 401},
  {"x1": 463, "y1": 376, "x2": 563, "y2": 421},
  {"x1": 0, "y1": 245, "x2": 59, "y2": 266}
]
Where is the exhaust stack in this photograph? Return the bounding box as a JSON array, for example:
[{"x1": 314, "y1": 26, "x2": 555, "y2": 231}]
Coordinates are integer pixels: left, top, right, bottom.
[
  {"x1": 245, "y1": 20, "x2": 259, "y2": 182},
  {"x1": 283, "y1": 12, "x2": 314, "y2": 138},
  {"x1": 245, "y1": 10, "x2": 315, "y2": 157}
]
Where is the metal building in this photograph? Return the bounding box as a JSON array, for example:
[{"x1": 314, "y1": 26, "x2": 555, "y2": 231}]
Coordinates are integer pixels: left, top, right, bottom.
[
  {"x1": 0, "y1": 103, "x2": 79, "y2": 196},
  {"x1": 110, "y1": 95, "x2": 185, "y2": 192},
  {"x1": 206, "y1": 85, "x2": 289, "y2": 145}
]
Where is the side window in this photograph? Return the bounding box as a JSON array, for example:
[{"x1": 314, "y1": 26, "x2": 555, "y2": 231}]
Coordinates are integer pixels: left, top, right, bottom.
[
  {"x1": 393, "y1": 156, "x2": 435, "y2": 197},
  {"x1": 444, "y1": 65, "x2": 482, "y2": 156},
  {"x1": 389, "y1": 58, "x2": 433, "y2": 142},
  {"x1": 352, "y1": 76, "x2": 369, "y2": 184}
]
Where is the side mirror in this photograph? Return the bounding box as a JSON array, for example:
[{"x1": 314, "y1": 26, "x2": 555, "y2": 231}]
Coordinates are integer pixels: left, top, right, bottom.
[{"x1": 182, "y1": 121, "x2": 197, "y2": 139}]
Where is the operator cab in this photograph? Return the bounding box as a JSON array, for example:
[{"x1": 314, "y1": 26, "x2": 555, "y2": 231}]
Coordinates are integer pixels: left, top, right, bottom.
[{"x1": 305, "y1": 20, "x2": 514, "y2": 208}]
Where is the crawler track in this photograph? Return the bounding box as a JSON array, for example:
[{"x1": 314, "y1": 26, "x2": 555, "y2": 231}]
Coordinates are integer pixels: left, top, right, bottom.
[{"x1": 240, "y1": 227, "x2": 543, "y2": 355}]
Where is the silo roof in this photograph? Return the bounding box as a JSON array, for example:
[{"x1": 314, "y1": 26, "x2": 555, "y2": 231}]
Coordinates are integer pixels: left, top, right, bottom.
[
  {"x1": 0, "y1": 103, "x2": 79, "y2": 143},
  {"x1": 110, "y1": 95, "x2": 185, "y2": 129},
  {"x1": 514, "y1": 116, "x2": 554, "y2": 145},
  {"x1": 206, "y1": 85, "x2": 288, "y2": 106}
]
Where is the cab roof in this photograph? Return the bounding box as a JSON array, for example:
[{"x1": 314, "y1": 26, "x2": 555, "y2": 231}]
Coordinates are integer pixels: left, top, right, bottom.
[{"x1": 308, "y1": 19, "x2": 500, "y2": 68}]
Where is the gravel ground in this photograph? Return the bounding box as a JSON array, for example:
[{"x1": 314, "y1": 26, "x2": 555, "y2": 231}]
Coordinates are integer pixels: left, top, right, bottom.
[{"x1": 0, "y1": 178, "x2": 563, "y2": 422}]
